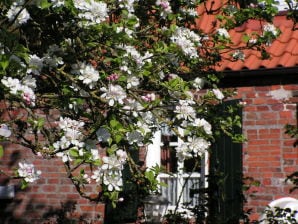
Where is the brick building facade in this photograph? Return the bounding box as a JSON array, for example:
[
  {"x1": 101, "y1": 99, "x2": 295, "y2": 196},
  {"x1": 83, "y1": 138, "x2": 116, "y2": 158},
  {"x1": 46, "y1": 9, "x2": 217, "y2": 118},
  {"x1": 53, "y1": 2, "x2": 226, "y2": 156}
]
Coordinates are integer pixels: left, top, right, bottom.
[{"x1": 224, "y1": 78, "x2": 298, "y2": 221}]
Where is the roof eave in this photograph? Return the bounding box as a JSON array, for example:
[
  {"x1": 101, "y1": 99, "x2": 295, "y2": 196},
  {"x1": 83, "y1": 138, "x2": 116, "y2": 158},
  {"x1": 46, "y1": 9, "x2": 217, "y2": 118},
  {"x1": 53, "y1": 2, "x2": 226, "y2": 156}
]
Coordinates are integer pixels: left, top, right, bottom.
[{"x1": 219, "y1": 66, "x2": 298, "y2": 88}]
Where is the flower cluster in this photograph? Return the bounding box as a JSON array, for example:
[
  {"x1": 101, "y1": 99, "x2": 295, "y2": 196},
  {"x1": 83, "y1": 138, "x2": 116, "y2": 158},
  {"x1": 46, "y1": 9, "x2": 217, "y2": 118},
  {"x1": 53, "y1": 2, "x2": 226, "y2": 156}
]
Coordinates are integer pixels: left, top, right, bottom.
[
  {"x1": 73, "y1": 0, "x2": 108, "y2": 26},
  {"x1": 156, "y1": 0, "x2": 172, "y2": 18},
  {"x1": 1, "y1": 76, "x2": 36, "y2": 106},
  {"x1": 176, "y1": 136, "x2": 210, "y2": 161},
  {"x1": 171, "y1": 27, "x2": 202, "y2": 58},
  {"x1": 91, "y1": 149, "x2": 127, "y2": 191},
  {"x1": 54, "y1": 117, "x2": 85, "y2": 162}
]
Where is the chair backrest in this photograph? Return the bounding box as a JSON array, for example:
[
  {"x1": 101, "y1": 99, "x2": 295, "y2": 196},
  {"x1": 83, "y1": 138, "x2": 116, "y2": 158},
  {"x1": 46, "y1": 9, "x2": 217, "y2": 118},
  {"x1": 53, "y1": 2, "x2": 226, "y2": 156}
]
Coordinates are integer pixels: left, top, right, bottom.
[{"x1": 259, "y1": 197, "x2": 298, "y2": 224}]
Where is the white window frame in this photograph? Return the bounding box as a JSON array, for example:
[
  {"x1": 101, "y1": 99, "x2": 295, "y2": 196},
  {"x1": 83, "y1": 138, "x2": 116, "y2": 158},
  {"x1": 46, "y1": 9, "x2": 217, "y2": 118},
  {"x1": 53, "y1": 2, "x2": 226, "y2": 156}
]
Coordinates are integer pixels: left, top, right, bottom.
[{"x1": 146, "y1": 130, "x2": 208, "y2": 211}]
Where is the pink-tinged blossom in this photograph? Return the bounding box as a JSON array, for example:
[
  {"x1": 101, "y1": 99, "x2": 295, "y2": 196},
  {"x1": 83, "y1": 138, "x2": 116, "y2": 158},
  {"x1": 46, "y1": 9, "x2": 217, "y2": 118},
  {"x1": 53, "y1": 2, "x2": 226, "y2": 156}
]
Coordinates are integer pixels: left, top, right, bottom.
[
  {"x1": 18, "y1": 162, "x2": 41, "y2": 183},
  {"x1": 141, "y1": 93, "x2": 156, "y2": 102},
  {"x1": 156, "y1": 0, "x2": 172, "y2": 18},
  {"x1": 1, "y1": 76, "x2": 36, "y2": 106},
  {"x1": 107, "y1": 73, "x2": 120, "y2": 81}
]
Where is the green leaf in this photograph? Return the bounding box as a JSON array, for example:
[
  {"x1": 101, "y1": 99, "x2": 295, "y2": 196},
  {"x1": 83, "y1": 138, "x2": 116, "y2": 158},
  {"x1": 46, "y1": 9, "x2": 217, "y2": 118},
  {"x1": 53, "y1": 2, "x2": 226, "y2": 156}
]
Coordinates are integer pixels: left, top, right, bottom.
[
  {"x1": 40, "y1": 0, "x2": 52, "y2": 9},
  {"x1": 74, "y1": 158, "x2": 83, "y2": 165},
  {"x1": 0, "y1": 57, "x2": 9, "y2": 71},
  {"x1": 110, "y1": 119, "x2": 120, "y2": 128},
  {"x1": 0, "y1": 145, "x2": 3, "y2": 158},
  {"x1": 114, "y1": 134, "x2": 123, "y2": 143},
  {"x1": 21, "y1": 179, "x2": 28, "y2": 189},
  {"x1": 69, "y1": 148, "x2": 79, "y2": 157}
]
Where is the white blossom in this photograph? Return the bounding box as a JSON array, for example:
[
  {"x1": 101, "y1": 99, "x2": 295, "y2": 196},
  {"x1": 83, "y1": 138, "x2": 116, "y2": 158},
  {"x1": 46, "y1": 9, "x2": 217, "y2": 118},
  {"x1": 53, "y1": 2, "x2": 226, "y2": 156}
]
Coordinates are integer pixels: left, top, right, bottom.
[
  {"x1": 91, "y1": 168, "x2": 103, "y2": 183},
  {"x1": 50, "y1": 0, "x2": 65, "y2": 7},
  {"x1": 187, "y1": 136, "x2": 210, "y2": 156},
  {"x1": 100, "y1": 84, "x2": 127, "y2": 106},
  {"x1": 126, "y1": 131, "x2": 144, "y2": 146},
  {"x1": 96, "y1": 127, "x2": 111, "y2": 142},
  {"x1": 193, "y1": 77, "x2": 205, "y2": 89},
  {"x1": 71, "y1": 62, "x2": 99, "y2": 89},
  {"x1": 193, "y1": 118, "x2": 212, "y2": 135},
  {"x1": 120, "y1": 45, "x2": 152, "y2": 68},
  {"x1": 0, "y1": 124, "x2": 12, "y2": 138},
  {"x1": 102, "y1": 155, "x2": 123, "y2": 171},
  {"x1": 122, "y1": 98, "x2": 144, "y2": 116},
  {"x1": 54, "y1": 117, "x2": 85, "y2": 162},
  {"x1": 118, "y1": 0, "x2": 137, "y2": 15},
  {"x1": 217, "y1": 28, "x2": 230, "y2": 39},
  {"x1": 212, "y1": 89, "x2": 224, "y2": 100},
  {"x1": 103, "y1": 170, "x2": 123, "y2": 191},
  {"x1": 56, "y1": 151, "x2": 72, "y2": 162},
  {"x1": 171, "y1": 27, "x2": 201, "y2": 58},
  {"x1": 176, "y1": 142, "x2": 192, "y2": 161},
  {"x1": 263, "y1": 23, "x2": 278, "y2": 36},
  {"x1": 232, "y1": 50, "x2": 245, "y2": 61},
  {"x1": 6, "y1": 3, "x2": 30, "y2": 26},
  {"x1": 174, "y1": 100, "x2": 196, "y2": 121},
  {"x1": 73, "y1": 0, "x2": 108, "y2": 26},
  {"x1": 27, "y1": 54, "x2": 44, "y2": 75},
  {"x1": 116, "y1": 149, "x2": 127, "y2": 163},
  {"x1": 182, "y1": 8, "x2": 198, "y2": 17},
  {"x1": 127, "y1": 76, "x2": 140, "y2": 89},
  {"x1": 22, "y1": 75, "x2": 37, "y2": 90}
]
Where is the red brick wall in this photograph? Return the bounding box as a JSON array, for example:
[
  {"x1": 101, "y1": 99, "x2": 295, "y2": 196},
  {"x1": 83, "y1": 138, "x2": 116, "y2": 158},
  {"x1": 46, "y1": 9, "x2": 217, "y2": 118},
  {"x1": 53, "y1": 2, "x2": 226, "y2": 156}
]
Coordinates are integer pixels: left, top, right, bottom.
[
  {"x1": 237, "y1": 84, "x2": 298, "y2": 221},
  {"x1": 0, "y1": 143, "x2": 105, "y2": 224}
]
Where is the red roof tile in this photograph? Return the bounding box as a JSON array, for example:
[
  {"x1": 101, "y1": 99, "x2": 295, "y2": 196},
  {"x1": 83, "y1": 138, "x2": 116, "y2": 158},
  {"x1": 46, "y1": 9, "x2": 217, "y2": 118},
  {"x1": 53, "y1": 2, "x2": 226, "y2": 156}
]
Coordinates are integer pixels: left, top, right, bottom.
[{"x1": 196, "y1": 1, "x2": 298, "y2": 71}]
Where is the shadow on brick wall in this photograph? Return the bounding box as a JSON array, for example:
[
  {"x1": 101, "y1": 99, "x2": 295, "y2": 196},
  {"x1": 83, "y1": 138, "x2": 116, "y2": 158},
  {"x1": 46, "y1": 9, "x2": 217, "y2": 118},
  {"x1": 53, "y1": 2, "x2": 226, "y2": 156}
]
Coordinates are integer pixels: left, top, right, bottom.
[{"x1": 0, "y1": 198, "x2": 94, "y2": 224}]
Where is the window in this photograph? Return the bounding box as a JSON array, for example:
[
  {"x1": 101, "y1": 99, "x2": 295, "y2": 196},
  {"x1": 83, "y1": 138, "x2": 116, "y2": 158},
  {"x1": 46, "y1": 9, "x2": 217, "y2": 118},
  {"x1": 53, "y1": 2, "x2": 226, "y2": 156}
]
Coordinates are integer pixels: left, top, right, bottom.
[
  {"x1": 146, "y1": 128, "x2": 208, "y2": 211},
  {"x1": 146, "y1": 100, "x2": 243, "y2": 222}
]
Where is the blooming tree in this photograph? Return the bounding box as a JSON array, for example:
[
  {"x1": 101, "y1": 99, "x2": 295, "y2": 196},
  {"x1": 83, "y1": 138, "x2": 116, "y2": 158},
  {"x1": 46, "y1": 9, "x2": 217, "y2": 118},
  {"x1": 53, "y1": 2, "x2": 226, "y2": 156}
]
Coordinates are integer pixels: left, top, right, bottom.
[{"x1": 0, "y1": 0, "x2": 293, "y2": 208}]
